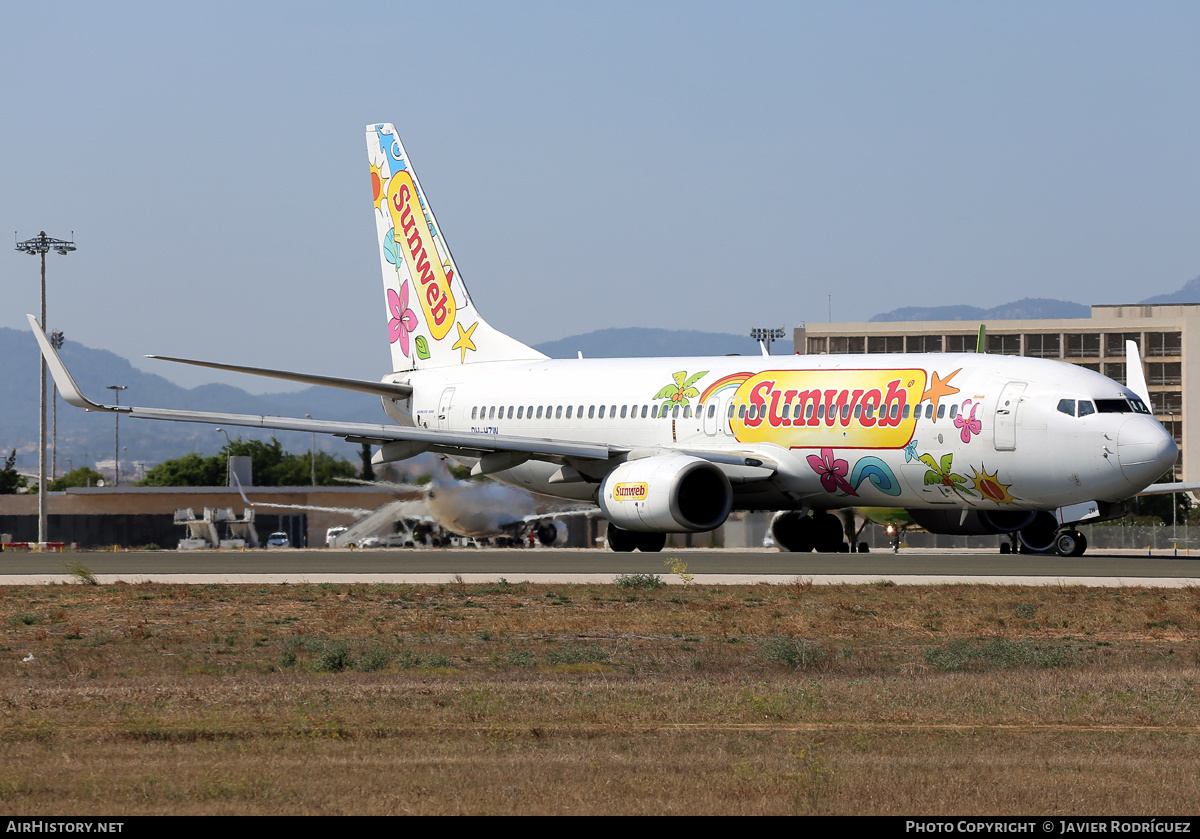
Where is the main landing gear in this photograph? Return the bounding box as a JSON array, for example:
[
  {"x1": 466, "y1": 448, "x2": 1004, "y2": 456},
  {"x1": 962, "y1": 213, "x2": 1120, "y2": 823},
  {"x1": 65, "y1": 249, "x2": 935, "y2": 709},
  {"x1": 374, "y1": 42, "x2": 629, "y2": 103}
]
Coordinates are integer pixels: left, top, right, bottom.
[
  {"x1": 771, "y1": 510, "x2": 867, "y2": 553},
  {"x1": 1053, "y1": 529, "x2": 1087, "y2": 557},
  {"x1": 605, "y1": 525, "x2": 666, "y2": 553},
  {"x1": 1001, "y1": 528, "x2": 1087, "y2": 557}
]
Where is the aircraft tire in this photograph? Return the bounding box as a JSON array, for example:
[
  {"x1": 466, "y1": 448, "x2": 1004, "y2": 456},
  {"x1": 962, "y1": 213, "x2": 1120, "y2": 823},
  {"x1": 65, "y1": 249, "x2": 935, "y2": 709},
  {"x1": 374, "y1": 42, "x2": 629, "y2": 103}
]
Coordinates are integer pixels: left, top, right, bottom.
[
  {"x1": 1054, "y1": 530, "x2": 1081, "y2": 558},
  {"x1": 606, "y1": 525, "x2": 639, "y2": 553},
  {"x1": 637, "y1": 532, "x2": 666, "y2": 553},
  {"x1": 1055, "y1": 530, "x2": 1087, "y2": 557}
]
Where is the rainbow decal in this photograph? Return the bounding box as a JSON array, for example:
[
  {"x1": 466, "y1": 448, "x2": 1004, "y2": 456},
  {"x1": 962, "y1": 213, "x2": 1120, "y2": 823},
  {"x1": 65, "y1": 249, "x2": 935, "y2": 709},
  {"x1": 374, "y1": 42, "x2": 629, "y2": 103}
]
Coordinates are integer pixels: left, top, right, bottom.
[
  {"x1": 733, "y1": 369, "x2": 926, "y2": 450},
  {"x1": 698, "y1": 372, "x2": 752, "y2": 405}
]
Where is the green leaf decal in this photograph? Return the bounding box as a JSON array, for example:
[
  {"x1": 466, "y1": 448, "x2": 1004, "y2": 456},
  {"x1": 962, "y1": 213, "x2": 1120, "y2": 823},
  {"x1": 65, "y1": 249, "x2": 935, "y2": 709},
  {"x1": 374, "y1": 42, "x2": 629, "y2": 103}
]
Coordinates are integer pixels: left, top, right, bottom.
[{"x1": 415, "y1": 336, "x2": 430, "y2": 360}]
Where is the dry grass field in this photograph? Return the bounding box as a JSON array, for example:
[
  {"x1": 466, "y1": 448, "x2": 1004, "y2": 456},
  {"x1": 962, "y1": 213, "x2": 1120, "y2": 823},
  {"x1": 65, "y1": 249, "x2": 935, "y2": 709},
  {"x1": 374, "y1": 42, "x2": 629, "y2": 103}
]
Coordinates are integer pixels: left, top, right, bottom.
[{"x1": 1, "y1": 572, "x2": 1198, "y2": 814}]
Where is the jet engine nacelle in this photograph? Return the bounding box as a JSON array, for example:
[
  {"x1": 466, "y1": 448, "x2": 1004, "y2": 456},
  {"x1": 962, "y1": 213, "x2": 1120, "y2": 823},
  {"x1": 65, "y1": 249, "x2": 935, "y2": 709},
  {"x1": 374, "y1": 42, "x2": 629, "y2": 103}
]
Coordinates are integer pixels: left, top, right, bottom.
[
  {"x1": 598, "y1": 455, "x2": 732, "y2": 533},
  {"x1": 535, "y1": 521, "x2": 568, "y2": 546},
  {"x1": 907, "y1": 509, "x2": 1037, "y2": 536}
]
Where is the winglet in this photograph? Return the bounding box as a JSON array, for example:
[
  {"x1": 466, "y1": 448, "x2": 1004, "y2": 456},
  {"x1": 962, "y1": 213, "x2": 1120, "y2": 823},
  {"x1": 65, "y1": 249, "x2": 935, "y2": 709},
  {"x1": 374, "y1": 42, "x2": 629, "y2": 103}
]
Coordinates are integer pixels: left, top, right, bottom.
[
  {"x1": 976, "y1": 324, "x2": 986, "y2": 353},
  {"x1": 1125, "y1": 339, "x2": 1151, "y2": 405},
  {"x1": 26, "y1": 314, "x2": 121, "y2": 412}
]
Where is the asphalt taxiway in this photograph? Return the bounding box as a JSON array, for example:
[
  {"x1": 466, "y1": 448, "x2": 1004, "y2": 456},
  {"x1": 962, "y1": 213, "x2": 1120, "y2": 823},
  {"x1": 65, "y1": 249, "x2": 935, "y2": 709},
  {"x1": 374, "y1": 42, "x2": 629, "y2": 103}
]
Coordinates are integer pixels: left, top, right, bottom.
[{"x1": 2, "y1": 548, "x2": 1199, "y2": 586}]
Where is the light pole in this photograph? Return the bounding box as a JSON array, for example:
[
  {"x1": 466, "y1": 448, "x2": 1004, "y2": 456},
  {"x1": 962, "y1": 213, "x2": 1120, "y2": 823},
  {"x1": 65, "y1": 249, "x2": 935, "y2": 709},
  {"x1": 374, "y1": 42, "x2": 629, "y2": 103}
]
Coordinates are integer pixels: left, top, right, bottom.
[
  {"x1": 106, "y1": 386, "x2": 127, "y2": 486},
  {"x1": 15, "y1": 231, "x2": 76, "y2": 544},
  {"x1": 50, "y1": 330, "x2": 64, "y2": 480},
  {"x1": 750, "y1": 326, "x2": 786, "y2": 356},
  {"x1": 216, "y1": 427, "x2": 232, "y2": 486},
  {"x1": 306, "y1": 414, "x2": 315, "y2": 486}
]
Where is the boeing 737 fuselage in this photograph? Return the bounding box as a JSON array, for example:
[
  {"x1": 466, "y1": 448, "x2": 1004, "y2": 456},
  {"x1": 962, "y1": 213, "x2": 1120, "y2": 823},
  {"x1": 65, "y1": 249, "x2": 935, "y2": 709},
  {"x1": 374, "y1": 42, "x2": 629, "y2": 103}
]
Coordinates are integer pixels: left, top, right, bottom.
[{"x1": 29, "y1": 122, "x2": 1181, "y2": 556}]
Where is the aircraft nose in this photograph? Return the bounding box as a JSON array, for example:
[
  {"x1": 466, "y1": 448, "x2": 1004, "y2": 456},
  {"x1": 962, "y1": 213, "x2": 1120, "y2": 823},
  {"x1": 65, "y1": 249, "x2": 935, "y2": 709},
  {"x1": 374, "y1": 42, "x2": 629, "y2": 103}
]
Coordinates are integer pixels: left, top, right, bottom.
[{"x1": 1116, "y1": 417, "x2": 1178, "y2": 489}]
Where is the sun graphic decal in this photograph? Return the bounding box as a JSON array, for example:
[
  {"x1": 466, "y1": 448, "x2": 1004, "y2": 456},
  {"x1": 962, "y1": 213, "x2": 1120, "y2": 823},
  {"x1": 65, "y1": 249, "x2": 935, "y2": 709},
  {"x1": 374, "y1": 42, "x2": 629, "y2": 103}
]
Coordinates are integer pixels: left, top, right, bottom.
[{"x1": 971, "y1": 465, "x2": 1016, "y2": 504}]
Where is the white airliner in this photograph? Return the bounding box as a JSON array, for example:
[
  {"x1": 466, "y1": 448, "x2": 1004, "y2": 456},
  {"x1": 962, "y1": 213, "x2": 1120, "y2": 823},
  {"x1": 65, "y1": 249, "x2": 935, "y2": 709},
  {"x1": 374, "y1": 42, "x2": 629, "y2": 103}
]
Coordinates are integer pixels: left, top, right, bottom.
[
  {"x1": 337, "y1": 460, "x2": 589, "y2": 546},
  {"x1": 232, "y1": 460, "x2": 582, "y2": 547},
  {"x1": 29, "y1": 122, "x2": 1183, "y2": 557}
]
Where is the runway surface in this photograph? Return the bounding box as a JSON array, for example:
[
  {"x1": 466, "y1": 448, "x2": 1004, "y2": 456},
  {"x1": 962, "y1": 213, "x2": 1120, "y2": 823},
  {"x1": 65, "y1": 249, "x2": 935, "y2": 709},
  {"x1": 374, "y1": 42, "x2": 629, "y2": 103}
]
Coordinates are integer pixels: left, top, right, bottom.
[{"x1": 3, "y1": 547, "x2": 1199, "y2": 586}]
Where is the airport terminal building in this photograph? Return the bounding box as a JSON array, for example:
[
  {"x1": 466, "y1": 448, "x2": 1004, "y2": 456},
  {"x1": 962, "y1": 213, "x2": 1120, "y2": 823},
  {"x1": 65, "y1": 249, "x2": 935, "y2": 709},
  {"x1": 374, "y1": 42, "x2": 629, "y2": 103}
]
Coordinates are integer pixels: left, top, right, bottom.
[{"x1": 795, "y1": 302, "x2": 1196, "y2": 480}]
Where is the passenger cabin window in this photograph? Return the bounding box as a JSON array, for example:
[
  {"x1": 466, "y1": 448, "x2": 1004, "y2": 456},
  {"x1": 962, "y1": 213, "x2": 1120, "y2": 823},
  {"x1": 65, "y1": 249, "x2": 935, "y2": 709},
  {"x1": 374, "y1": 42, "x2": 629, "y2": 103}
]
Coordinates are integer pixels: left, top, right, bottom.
[
  {"x1": 555, "y1": 406, "x2": 562, "y2": 419},
  {"x1": 588, "y1": 406, "x2": 595, "y2": 419},
  {"x1": 949, "y1": 405, "x2": 958, "y2": 419},
  {"x1": 472, "y1": 407, "x2": 478, "y2": 420}
]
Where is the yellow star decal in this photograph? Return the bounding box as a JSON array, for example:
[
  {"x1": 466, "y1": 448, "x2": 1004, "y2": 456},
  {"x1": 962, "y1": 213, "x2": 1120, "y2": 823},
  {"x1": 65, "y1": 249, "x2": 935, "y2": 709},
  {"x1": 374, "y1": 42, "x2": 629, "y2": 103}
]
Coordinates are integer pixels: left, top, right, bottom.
[
  {"x1": 452, "y1": 321, "x2": 479, "y2": 363},
  {"x1": 920, "y1": 368, "x2": 961, "y2": 422}
]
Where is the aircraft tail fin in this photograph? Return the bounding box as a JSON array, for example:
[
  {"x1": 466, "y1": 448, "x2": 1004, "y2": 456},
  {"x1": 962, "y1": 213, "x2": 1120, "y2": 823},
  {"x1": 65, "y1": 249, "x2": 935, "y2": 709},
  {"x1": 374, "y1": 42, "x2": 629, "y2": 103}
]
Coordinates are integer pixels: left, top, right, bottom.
[{"x1": 367, "y1": 124, "x2": 546, "y2": 371}]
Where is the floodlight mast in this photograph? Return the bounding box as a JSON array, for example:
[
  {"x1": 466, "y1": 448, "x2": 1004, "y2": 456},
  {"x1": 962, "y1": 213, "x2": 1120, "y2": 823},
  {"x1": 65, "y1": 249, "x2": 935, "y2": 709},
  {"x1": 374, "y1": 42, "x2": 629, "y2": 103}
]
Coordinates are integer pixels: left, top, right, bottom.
[
  {"x1": 749, "y1": 326, "x2": 786, "y2": 356},
  {"x1": 15, "y1": 231, "x2": 76, "y2": 546}
]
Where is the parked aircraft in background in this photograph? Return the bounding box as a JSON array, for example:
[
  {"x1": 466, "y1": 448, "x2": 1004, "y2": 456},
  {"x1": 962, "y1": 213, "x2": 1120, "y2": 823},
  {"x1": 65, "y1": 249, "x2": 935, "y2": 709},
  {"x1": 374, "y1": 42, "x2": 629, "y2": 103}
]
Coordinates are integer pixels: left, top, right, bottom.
[
  {"x1": 340, "y1": 459, "x2": 590, "y2": 546},
  {"x1": 235, "y1": 459, "x2": 588, "y2": 547},
  {"x1": 30, "y1": 122, "x2": 1186, "y2": 556}
]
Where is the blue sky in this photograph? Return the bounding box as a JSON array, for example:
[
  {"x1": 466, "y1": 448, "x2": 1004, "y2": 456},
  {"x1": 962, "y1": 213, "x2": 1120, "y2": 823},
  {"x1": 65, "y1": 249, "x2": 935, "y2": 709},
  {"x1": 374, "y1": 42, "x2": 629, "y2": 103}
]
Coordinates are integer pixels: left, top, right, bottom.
[{"x1": 4, "y1": 1, "x2": 1199, "y2": 392}]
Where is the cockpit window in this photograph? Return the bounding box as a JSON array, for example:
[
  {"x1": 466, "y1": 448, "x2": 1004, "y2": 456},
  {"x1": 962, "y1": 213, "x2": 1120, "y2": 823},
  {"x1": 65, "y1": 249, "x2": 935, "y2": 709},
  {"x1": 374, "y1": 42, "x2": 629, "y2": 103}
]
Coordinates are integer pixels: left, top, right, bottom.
[
  {"x1": 1057, "y1": 399, "x2": 1076, "y2": 416},
  {"x1": 1094, "y1": 398, "x2": 1148, "y2": 414},
  {"x1": 1077, "y1": 400, "x2": 1095, "y2": 417}
]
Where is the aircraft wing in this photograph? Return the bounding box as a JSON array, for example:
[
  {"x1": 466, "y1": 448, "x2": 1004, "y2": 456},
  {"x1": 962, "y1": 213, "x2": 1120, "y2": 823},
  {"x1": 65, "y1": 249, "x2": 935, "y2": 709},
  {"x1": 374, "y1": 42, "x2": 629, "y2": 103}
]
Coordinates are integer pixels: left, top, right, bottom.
[
  {"x1": 30, "y1": 315, "x2": 791, "y2": 482},
  {"x1": 1136, "y1": 481, "x2": 1200, "y2": 496},
  {"x1": 29, "y1": 314, "x2": 612, "y2": 463}
]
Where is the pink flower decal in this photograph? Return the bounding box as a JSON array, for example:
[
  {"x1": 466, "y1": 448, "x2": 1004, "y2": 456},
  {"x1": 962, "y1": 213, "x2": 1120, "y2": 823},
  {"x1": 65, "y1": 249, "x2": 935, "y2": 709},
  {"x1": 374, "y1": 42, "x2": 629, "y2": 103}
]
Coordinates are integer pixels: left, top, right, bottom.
[
  {"x1": 388, "y1": 282, "x2": 418, "y2": 355},
  {"x1": 954, "y1": 400, "x2": 982, "y2": 444},
  {"x1": 807, "y1": 448, "x2": 857, "y2": 496}
]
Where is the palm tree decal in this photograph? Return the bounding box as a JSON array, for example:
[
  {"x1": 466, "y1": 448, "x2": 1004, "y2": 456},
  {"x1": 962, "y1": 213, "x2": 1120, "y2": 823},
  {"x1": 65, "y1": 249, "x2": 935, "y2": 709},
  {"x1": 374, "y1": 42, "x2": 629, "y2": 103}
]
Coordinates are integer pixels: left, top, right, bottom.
[
  {"x1": 919, "y1": 452, "x2": 978, "y2": 500},
  {"x1": 654, "y1": 371, "x2": 707, "y2": 406}
]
